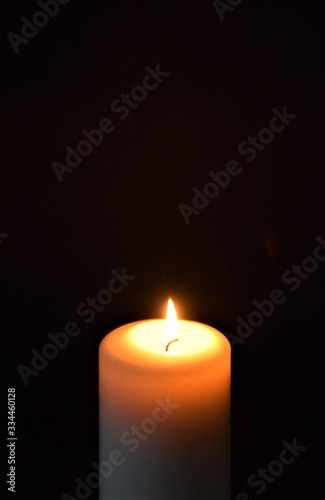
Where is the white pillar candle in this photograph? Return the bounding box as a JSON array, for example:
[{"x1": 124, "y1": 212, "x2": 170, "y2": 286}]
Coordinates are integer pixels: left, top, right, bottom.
[{"x1": 99, "y1": 300, "x2": 231, "y2": 499}]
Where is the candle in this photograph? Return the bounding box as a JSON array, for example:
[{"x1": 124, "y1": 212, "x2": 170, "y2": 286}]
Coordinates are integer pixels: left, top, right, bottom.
[{"x1": 99, "y1": 300, "x2": 231, "y2": 499}]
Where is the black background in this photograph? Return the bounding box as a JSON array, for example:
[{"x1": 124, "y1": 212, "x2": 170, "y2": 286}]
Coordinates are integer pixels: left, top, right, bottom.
[{"x1": 1, "y1": 0, "x2": 325, "y2": 499}]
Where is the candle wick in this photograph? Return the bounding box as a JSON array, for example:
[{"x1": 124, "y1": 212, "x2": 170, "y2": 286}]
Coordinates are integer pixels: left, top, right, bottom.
[{"x1": 165, "y1": 339, "x2": 179, "y2": 352}]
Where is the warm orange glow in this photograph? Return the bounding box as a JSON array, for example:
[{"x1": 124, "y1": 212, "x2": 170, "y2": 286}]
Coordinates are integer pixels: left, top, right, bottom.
[{"x1": 165, "y1": 299, "x2": 179, "y2": 351}]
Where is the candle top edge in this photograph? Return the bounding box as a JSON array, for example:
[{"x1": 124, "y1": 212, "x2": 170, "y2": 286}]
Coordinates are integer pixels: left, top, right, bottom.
[{"x1": 99, "y1": 319, "x2": 230, "y2": 370}]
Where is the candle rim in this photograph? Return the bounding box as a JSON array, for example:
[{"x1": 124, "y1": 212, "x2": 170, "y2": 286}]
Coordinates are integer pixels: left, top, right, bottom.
[{"x1": 99, "y1": 319, "x2": 230, "y2": 372}]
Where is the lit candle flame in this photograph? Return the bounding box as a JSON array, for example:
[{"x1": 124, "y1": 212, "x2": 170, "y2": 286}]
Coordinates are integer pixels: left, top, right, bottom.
[{"x1": 165, "y1": 299, "x2": 179, "y2": 352}]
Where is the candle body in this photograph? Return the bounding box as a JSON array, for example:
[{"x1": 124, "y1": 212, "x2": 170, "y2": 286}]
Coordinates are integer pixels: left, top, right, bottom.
[{"x1": 99, "y1": 319, "x2": 230, "y2": 500}]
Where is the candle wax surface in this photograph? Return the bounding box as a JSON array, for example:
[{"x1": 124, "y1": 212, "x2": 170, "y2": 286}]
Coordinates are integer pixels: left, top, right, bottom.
[
  {"x1": 99, "y1": 318, "x2": 231, "y2": 499},
  {"x1": 100, "y1": 319, "x2": 230, "y2": 371}
]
